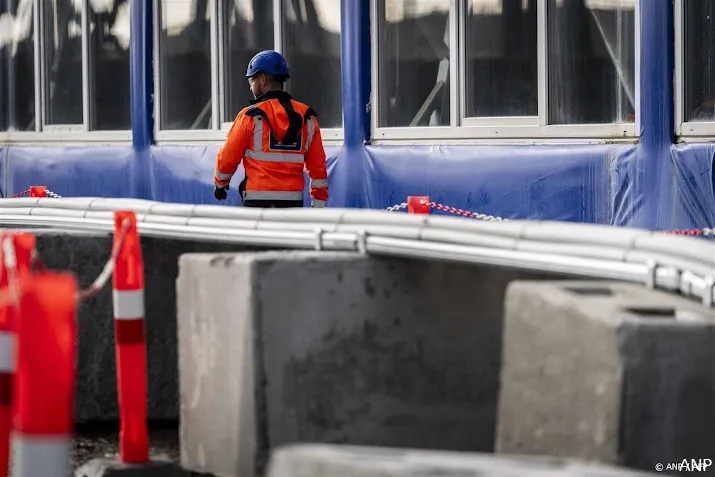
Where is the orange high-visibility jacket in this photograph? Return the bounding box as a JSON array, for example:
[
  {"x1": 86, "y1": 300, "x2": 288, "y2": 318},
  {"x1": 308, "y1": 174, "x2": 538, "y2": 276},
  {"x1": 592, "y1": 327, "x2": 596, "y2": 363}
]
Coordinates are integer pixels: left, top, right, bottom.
[{"x1": 214, "y1": 90, "x2": 328, "y2": 207}]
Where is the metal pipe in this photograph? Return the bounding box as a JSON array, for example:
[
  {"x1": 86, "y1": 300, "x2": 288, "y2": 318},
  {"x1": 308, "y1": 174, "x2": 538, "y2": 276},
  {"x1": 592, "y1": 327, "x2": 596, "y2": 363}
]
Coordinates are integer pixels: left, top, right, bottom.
[{"x1": 1, "y1": 199, "x2": 715, "y2": 307}]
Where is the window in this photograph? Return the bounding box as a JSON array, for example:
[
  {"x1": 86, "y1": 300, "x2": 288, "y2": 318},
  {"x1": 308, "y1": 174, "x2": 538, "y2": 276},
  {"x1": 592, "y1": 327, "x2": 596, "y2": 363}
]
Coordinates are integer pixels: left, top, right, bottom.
[
  {"x1": 0, "y1": 0, "x2": 35, "y2": 132},
  {"x1": 677, "y1": 0, "x2": 715, "y2": 136},
  {"x1": 42, "y1": 0, "x2": 83, "y2": 126},
  {"x1": 0, "y1": 0, "x2": 131, "y2": 137},
  {"x1": 155, "y1": 0, "x2": 343, "y2": 140},
  {"x1": 88, "y1": 0, "x2": 131, "y2": 130},
  {"x1": 547, "y1": 0, "x2": 635, "y2": 125},
  {"x1": 220, "y1": 0, "x2": 273, "y2": 123},
  {"x1": 157, "y1": 0, "x2": 212, "y2": 130},
  {"x1": 372, "y1": 0, "x2": 638, "y2": 140},
  {"x1": 465, "y1": 0, "x2": 537, "y2": 118},
  {"x1": 377, "y1": 0, "x2": 450, "y2": 127},
  {"x1": 282, "y1": 0, "x2": 342, "y2": 129}
]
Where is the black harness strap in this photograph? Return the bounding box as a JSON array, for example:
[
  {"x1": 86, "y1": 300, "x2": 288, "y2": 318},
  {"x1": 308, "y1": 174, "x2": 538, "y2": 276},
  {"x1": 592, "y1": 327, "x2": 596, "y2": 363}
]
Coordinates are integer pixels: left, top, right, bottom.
[{"x1": 277, "y1": 95, "x2": 303, "y2": 145}]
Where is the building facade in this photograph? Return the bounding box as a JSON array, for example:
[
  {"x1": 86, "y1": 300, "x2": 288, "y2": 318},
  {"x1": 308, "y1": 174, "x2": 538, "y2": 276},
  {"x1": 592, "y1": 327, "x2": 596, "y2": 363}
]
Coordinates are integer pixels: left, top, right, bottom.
[{"x1": 0, "y1": 0, "x2": 712, "y2": 230}]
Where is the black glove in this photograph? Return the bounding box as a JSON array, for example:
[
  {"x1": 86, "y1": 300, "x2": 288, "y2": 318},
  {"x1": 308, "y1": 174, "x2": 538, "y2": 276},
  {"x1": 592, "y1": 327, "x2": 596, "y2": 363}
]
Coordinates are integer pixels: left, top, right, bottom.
[{"x1": 214, "y1": 185, "x2": 228, "y2": 201}]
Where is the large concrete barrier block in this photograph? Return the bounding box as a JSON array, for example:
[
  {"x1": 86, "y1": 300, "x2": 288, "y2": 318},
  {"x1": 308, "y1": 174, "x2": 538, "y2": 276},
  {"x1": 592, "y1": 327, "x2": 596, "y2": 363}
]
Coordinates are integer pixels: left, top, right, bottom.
[
  {"x1": 266, "y1": 444, "x2": 661, "y2": 477},
  {"x1": 496, "y1": 280, "x2": 715, "y2": 472},
  {"x1": 31, "y1": 230, "x2": 260, "y2": 422},
  {"x1": 177, "y1": 251, "x2": 563, "y2": 477}
]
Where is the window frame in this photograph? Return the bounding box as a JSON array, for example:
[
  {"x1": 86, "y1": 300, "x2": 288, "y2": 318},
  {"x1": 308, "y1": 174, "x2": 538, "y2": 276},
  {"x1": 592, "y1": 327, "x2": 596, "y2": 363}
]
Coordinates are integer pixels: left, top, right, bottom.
[
  {"x1": 154, "y1": 0, "x2": 344, "y2": 146},
  {"x1": 0, "y1": 0, "x2": 133, "y2": 145},
  {"x1": 370, "y1": 0, "x2": 641, "y2": 144},
  {"x1": 674, "y1": 0, "x2": 715, "y2": 140}
]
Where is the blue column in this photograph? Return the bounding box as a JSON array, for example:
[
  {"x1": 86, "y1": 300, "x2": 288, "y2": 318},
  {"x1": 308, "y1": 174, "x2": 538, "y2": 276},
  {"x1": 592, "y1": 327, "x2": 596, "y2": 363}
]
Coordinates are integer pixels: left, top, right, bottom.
[
  {"x1": 129, "y1": 0, "x2": 154, "y2": 151},
  {"x1": 639, "y1": 0, "x2": 673, "y2": 151},
  {"x1": 340, "y1": 0, "x2": 371, "y2": 147},
  {"x1": 635, "y1": 0, "x2": 674, "y2": 228},
  {"x1": 330, "y1": 0, "x2": 371, "y2": 207}
]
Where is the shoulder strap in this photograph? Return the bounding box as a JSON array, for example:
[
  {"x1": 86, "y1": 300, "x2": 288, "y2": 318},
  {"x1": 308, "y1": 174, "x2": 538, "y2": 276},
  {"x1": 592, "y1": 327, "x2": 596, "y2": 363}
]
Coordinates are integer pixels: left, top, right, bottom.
[{"x1": 276, "y1": 97, "x2": 304, "y2": 145}]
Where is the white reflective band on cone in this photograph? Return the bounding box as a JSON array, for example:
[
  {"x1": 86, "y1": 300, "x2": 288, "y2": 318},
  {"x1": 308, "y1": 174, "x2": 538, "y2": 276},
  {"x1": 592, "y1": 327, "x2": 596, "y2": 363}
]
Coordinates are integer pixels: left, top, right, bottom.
[
  {"x1": 113, "y1": 289, "x2": 145, "y2": 320},
  {"x1": 12, "y1": 433, "x2": 70, "y2": 477},
  {"x1": 0, "y1": 331, "x2": 14, "y2": 373}
]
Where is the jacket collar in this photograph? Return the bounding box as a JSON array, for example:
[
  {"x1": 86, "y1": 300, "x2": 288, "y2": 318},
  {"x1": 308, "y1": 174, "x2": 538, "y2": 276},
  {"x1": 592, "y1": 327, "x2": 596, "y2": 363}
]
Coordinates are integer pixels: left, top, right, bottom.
[{"x1": 250, "y1": 90, "x2": 292, "y2": 105}]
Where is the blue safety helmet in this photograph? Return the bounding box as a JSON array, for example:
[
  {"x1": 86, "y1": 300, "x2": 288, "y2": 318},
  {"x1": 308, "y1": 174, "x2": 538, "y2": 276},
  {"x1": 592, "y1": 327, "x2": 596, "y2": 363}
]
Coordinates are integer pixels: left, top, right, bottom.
[{"x1": 246, "y1": 50, "x2": 290, "y2": 80}]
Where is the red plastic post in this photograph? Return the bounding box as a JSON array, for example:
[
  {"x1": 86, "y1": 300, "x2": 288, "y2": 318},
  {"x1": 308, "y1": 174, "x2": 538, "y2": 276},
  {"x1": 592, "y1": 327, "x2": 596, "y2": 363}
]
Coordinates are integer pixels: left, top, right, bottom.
[
  {"x1": 0, "y1": 233, "x2": 35, "y2": 477},
  {"x1": 407, "y1": 196, "x2": 431, "y2": 215},
  {"x1": 13, "y1": 271, "x2": 77, "y2": 477},
  {"x1": 29, "y1": 186, "x2": 47, "y2": 198},
  {"x1": 112, "y1": 211, "x2": 149, "y2": 464}
]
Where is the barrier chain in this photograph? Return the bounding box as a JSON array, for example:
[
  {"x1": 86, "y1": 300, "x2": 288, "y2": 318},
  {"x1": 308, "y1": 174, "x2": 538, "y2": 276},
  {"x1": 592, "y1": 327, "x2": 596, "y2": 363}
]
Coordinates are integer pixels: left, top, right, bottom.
[
  {"x1": 384, "y1": 197, "x2": 506, "y2": 221},
  {"x1": 384, "y1": 196, "x2": 715, "y2": 235},
  {"x1": 77, "y1": 219, "x2": 130, "y2": 301},
  {"x1": 8, "y1": 187, "x2": 62, "y2": 199},
  {"x1": 0, "y1": 220, "x2": 131, "y2": 306},
  {"x1": 663, "y1": 228, "x2": 715, "y2": 237},
  {"x1": 384, "y1": 202, "x2": 408, "y2": 212},
  {"x1": 426, "y1": 201, "x2": 506, "y2": 221}
]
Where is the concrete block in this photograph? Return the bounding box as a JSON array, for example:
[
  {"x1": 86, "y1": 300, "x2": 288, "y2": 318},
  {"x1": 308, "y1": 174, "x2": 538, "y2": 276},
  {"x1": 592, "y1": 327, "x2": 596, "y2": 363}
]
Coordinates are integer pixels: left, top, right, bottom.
[
  {"x1": 265, "y1": 444, "x2": 661, "y2": 477},
  {"x1": 74, "y1": 458, "x2": 192, "y2": 477},
  {"x1": 177, "y1": 251, "x2": 564, "y2": 477},
  {"x1": 496, "y1": 281, "x2": 715, "y2": 473},
  {"x1": 30, "y1": 230, "x2": 263, "y2": 422}
]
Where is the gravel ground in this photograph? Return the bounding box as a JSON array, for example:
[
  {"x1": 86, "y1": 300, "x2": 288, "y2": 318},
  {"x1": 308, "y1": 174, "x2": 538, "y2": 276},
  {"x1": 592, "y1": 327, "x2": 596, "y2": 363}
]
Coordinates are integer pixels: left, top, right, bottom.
[
  {"x1": 70, "y1": 424, "x2": 180, "y2": 471},
  {"x1": 7, "y1": 422, "x2": 181, "y2": 476}
]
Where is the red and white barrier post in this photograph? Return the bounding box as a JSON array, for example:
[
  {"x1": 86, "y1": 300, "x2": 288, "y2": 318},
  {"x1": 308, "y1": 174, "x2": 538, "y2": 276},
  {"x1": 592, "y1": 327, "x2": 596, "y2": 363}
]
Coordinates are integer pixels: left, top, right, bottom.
[
  {"x1": 0, "y1": 233, "x2": 35, "y2": 477},
  {"x1": 12, "y1": 272, "x2": 77, "y2": 477},
  {"x1": 112, "y1": 211, "x2": 149, "y2": 463},
  {"x1": 407, "y1": 196, "x2": 431, "y2": 215}
]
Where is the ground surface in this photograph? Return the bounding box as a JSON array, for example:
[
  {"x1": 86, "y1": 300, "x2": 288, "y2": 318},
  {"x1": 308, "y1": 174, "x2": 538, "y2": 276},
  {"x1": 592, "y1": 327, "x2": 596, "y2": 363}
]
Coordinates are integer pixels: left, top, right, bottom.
[{"x1": 71, "y1": 425, "x2": 180, "y2": 471}]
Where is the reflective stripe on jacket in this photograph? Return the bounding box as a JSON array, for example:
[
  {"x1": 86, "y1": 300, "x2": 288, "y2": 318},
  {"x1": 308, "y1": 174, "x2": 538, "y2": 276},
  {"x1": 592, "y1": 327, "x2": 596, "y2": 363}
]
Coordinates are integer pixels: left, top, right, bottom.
[{"x1": 214, "y1": 90, "x2": 328, "y2": 207}]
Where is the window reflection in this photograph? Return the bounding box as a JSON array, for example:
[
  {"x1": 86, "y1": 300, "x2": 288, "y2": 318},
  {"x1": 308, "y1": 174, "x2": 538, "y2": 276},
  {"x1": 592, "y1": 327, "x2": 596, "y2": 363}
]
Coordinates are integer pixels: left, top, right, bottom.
[
  {"x1": 158, "y1": 0, "x2": 212, "y2": 130},
  {"x1": 43, "y1": 0, "x2": 83, "y2": 125},
  {"x1": 377, "y1": 0, "x2": 451, "y2": 128},
  {"x1": 0, "y1": 0, "x2": 35, "y2": 131},
  {"x1": 465, "y1": 0, "x2": 537, "y2": 118},
  {"x1": 684, "y1": 0, "x2": 715, "y2": 122},
  {"x1": 547, "y1": 0, "x2": 636, "y2": 125},
  {"x1": 222, "y1": 0, "x2": 274, "y2": 122},
  {"x1": 282, "y1": 0, "x2": 342, "y2": 129},
  {"x1": 89, "y1": 0, "x2": 130, "y2": 130}
]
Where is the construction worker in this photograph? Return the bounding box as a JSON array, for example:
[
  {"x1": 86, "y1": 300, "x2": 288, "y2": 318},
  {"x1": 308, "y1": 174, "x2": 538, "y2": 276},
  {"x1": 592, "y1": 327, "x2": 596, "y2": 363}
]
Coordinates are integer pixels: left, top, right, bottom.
[{"x1": 213, "y1": 50, "x2": 329, "y2": 208}]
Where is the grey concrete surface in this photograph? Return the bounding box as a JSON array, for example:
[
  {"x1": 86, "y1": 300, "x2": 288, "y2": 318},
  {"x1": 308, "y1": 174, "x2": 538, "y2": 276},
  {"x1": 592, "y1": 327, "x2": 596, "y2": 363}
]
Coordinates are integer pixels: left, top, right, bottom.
[
  {"x1": 30, "y1": 231, "x2": 264, "y2": 422},
  {"x1": 177, "y1": 251, "x2": 564, "y2": 477},
  {"x1": 496, "y1": 281, "x2": 715, "y2": 475},
  {"x1": 74, "y1": 457, "x2": 202, "y2": 477},
  {"x1": 265, "y1": 444, "x2": 662, "y2": 477}
]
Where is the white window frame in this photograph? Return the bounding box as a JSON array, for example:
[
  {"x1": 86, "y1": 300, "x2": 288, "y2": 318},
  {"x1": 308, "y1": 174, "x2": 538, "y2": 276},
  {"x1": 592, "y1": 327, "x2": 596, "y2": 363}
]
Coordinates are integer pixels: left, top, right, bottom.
[
  {"x1": 154, "y1": 0, "x2": 343, "y2": 146},
  {"x1": 370, "y1": 0, "x2": 640, "y2": 145},
  {"x1": 0, "y1": 0, "x2": 132, "y2": 145},
  {"x1": 674, "y1": 0, "x2": 715, "y2": 140}
]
